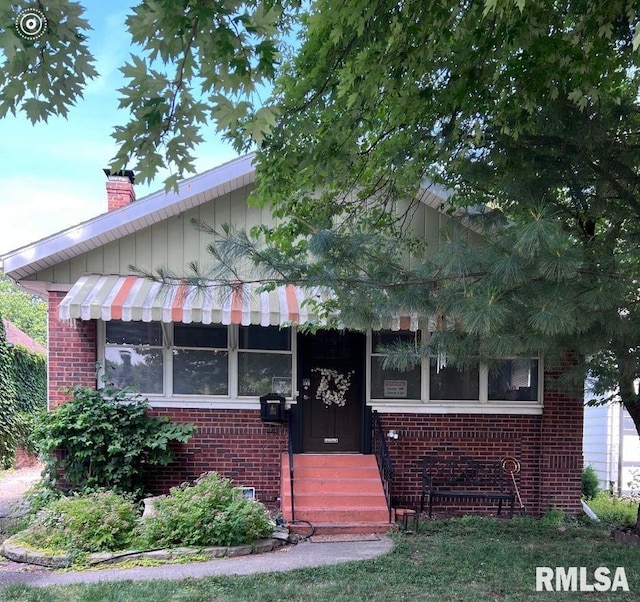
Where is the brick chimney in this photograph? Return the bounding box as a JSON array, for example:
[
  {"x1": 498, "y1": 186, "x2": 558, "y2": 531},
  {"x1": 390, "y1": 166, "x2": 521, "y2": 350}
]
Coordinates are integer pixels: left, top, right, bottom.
[{"x1": 103, "y1": 169, "x2": 135, "y2": 211}]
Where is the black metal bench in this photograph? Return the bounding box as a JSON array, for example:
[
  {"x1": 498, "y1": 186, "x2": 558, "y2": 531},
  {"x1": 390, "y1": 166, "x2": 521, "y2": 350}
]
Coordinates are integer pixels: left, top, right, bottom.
[{"x1": 420, "y1": 456, "x2": 516, "y2": 518}]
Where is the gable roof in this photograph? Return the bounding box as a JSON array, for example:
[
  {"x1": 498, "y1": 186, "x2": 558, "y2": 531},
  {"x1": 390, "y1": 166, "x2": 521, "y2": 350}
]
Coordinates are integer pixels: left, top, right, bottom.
[
  {"x1": 1, "y1": 153, "x2": 459, "y2": 290},
  {"x1": 0, "y1": 154, "x2": 256, "y2": 282},
  {"x1": 3, "y1": 319, "x2": 46, "y2": 355}
]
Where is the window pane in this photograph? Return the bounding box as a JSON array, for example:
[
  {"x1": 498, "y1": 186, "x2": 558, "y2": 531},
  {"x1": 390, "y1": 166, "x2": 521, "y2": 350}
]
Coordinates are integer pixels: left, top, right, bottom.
[
  {"x1": 174, "y1": 324, "x2": 227, "y2": 348},
  {"x1": 488, "y1": 359, "x2": 538, "y2": 401},
  {"x1": 239, "y1": 326, "x2": 291, "y2": 351},
  {"x1": 430, "y1": 364, "x2": 479, "y2": 400},
  {"x1": 372, "y1": 330, "x2": 420, "y2": 350},
  {"x1": 173, "y1": 349, "x2": 228, "y2": 395},
  {"x1": 238, "y1": 352, "x2": 292, "y2": 396},
  {"x1": 371, "y1": 357, "x2": 421, "y2": 399},
  {"x1": 105, "y1": 321, "x2": 162, "y2": 345},
  {"x1": 105, "y1": 346, "x2": 163, "y2": 394}
]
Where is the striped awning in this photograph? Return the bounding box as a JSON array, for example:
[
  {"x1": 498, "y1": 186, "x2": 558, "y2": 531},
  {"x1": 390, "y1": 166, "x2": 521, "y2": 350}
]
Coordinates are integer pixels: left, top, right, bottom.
[
  {"x1": 58, "y1": 274, "x2": 423, "y2": 330},
  {"x1": 58, "y1": 274, "x2": 321, "y2": 326}
]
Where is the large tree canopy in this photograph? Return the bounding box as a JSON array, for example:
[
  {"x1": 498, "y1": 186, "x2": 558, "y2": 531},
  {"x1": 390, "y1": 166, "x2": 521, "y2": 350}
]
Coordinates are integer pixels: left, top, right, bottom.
[{"x1": 1, "y1": 2, "x2": 639, "y2": 460}]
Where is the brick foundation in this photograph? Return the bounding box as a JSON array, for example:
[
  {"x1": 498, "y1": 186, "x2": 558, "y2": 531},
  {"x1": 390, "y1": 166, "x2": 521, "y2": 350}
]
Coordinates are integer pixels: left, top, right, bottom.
[
  {"x1": 378, "y1": 413, "x2": 542, "y2": 516},
  {"x1": 144, "y1": 408, "x2": 288, "y2": 507},
  {"x1": 377, "y1": 373, "x2": 583, "y2": 517},
  {"x1": 13, "y1": 446, "x2": 40, "y2": 469}
]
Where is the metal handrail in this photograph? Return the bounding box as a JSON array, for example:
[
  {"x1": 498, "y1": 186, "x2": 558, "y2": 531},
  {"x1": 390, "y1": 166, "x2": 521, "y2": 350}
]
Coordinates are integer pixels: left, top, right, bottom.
[
  {"x1": 287, "y1": 410, "x2": 295, "y2": 521},
  {"x1": 372, "y1": 410, "x2": 394, "y2": 522}
]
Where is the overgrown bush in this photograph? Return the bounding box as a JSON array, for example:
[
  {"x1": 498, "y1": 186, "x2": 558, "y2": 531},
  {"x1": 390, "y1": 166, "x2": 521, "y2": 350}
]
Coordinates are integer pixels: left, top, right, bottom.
[
  {"x1": 587, "y1": 492, "x2": 638, "y2": 526},
  {"x1": 16, "y1": 490, "x2": 140, "y2": 554},
  {"x1": 32, "y1": 382, "x2": 194, "y2": 496},
  {"x1": 581, "y1": 465, "x2": 600, "y2": 500},
  {"x1": 141, "y1": 472, "x2": 274, "y2": 547}
]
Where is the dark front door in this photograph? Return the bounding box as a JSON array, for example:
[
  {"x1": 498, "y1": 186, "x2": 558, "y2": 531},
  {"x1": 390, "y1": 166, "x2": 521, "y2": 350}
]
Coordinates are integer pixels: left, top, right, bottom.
[{"x1": 299, "y1": 330, "x2": 365, "y2": 452}]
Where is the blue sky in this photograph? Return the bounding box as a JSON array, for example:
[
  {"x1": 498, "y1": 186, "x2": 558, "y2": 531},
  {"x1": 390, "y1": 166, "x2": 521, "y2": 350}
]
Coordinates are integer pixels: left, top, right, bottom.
[{"x1": 0, "y1": 2, "x2": 238, "y2": 256}]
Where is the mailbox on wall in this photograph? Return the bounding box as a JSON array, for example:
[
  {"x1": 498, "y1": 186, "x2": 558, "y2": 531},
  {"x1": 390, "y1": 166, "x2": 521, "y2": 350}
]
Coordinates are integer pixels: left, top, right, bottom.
[{"x1": 259, "y1": 393, "x2": 286, "y2": 423}]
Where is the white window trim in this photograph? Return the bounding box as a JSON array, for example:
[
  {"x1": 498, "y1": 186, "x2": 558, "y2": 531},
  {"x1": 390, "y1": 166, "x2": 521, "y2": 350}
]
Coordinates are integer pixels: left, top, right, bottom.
[
  {"x1": 98, "y1": 321, "x2": 296, "y2": 409},
  {"x1": 98, "y1": 322, "x2": 543, "y2": 414},
  {"x1": 366, "y1": 329, "x2": 544, "y2": 414}
]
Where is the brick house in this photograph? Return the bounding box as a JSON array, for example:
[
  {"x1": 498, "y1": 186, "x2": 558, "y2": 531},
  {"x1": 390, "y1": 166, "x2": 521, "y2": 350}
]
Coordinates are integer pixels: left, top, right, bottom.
[{"x1": 0, "y1": 155, "x2": 583, "y2": 531}]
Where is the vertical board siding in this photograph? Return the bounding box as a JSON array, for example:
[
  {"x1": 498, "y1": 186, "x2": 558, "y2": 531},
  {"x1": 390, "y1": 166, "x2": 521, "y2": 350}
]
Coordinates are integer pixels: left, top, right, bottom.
[
  {"x1": 166, "y1": 216, "x2": 185, "y2": 273},
  {"x1": 31, "y1": 185, "x2": 261, "y2": 284},
  {"x1": 183, "y1": 207, "x2": 201, "y2": 269},
  {"x1": 85, "y1": 247, "x2": 104, "y2": 274},
  {"x1": 134, "y1": 228, "x2": 153, "y2": 274},
  {"x1": 29, "y1": 185, "x2": 462, "y2": 286},
  {"x1": 102, "y1": 241, "x2": 120, "y2": 274},
  {"x1": 151, "y1": 222, "x2": 168, "y2": 269}
]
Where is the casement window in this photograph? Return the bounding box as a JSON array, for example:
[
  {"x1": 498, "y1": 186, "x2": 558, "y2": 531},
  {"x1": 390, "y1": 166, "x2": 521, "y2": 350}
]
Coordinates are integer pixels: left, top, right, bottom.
[
  {"x1": 101, "y1": 320, "x2": 292, "y2": 399},
  {"x1": 370, "y1": 331, "x2": 422, "y2": 401}
]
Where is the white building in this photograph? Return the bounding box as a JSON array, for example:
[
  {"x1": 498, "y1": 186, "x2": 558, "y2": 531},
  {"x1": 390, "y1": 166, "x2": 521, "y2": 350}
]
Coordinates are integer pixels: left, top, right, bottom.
[{"x1": 583, "y1": 399, "x2": 640, "y2": 495}]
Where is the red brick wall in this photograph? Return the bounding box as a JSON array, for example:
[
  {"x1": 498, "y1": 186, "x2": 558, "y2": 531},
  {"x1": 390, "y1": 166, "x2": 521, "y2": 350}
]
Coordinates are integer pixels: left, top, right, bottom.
[
  {"x1": 379, "y1": 413, "x2": 542, "y2": 516},
  {"x1": 538, "y1": 358, "x2": 584, "y2": 515},
  {"x1": 378, "y1": 370, "x2": 584, "y2": 518},
  {"x1": 106, "y1": 176, "x2": 135, "y2": 211},
  {"x1": 145, "y1": 408, "x2": 288, "y2": 507},
  {"x1": 48, "y1": 292, "x2": 97, "y2": 409}
]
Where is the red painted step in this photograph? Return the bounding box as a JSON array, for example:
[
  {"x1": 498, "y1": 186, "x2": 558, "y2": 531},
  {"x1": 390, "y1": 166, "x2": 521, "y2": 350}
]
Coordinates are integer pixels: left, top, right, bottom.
[{"x1": 280, "y1": 453, "x2": 395, "y2": 534}]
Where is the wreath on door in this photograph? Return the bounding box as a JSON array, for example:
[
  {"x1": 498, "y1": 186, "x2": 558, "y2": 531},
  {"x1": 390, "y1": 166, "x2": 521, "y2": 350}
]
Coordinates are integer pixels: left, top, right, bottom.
[{"x1": 312, "y1": 368, "x2": 355, "y2": 407}]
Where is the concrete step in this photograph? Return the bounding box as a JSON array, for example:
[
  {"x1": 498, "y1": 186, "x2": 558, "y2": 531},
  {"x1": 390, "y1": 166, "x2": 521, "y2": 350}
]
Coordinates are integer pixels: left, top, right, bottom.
[
  {"x1": 281, "y1": 453, "x2": 395, "y2": 531},
  {"x1": 289, "y1": 521, "x2": 396, "y2": 536},
  {"x1": 288, "y1": 507, "x2": 391, "y2": 523},
  {"x1": 292, "y1": 453, "x2": 379, "y2": 468},
  {"x1": 292, "y1": 477, "x2": 384, "y2": 495},
  {"x1": 292, "y1": 492, "x2": 389, "y2": 508},
  {"x1": 294, "y1": 466, "x2": 380, "y2": 479}
]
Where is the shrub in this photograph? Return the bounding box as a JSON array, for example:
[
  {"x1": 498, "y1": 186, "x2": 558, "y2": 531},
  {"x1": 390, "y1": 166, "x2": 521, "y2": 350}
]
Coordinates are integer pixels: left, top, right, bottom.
[
  {"x1": 16, "y1": 490, "x2": 140, "y2": 553},
  {"x1": 587, "y1": 492, "x2": 638, "y2": 526},
  {"x1": 539, "y1": 508, "x2": 565, "y2": 527},
  {"x1": 581, "y1": 465, "x2": 600, "y2": 500},
  {"x1": 141, "y1": 472, "x2": 274, "y2": 547},
  {"x1": 32, "y1": 381, "x2": 195, "y2": 496}
]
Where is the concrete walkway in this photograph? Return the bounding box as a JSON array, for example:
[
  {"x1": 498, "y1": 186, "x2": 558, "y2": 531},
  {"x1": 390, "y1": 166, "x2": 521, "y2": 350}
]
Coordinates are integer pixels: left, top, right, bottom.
[
  {"x1": 0, "y1": 467, "x2": 394, "y2": 588},
  {"x1": 0, "y1": 536, "x2": 393, "y2": 587}
]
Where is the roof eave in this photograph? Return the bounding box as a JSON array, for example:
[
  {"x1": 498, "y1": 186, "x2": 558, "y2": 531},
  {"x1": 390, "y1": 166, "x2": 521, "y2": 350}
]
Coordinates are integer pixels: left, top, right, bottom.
[{"x1": 1, "y1": 154, "x2": 256, "y2": 281}]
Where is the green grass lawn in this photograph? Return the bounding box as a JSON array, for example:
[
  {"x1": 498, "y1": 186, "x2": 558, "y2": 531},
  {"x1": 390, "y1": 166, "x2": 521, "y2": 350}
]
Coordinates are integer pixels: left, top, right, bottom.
[{"x1": 2, "y1": 516, "x2": 639, "y2": 601}]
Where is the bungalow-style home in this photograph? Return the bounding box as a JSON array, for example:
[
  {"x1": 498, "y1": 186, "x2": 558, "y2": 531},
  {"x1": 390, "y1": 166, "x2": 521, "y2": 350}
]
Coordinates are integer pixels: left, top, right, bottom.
[{"x1": 0, "y1": 155, "x2": 583, "y2": 532}]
